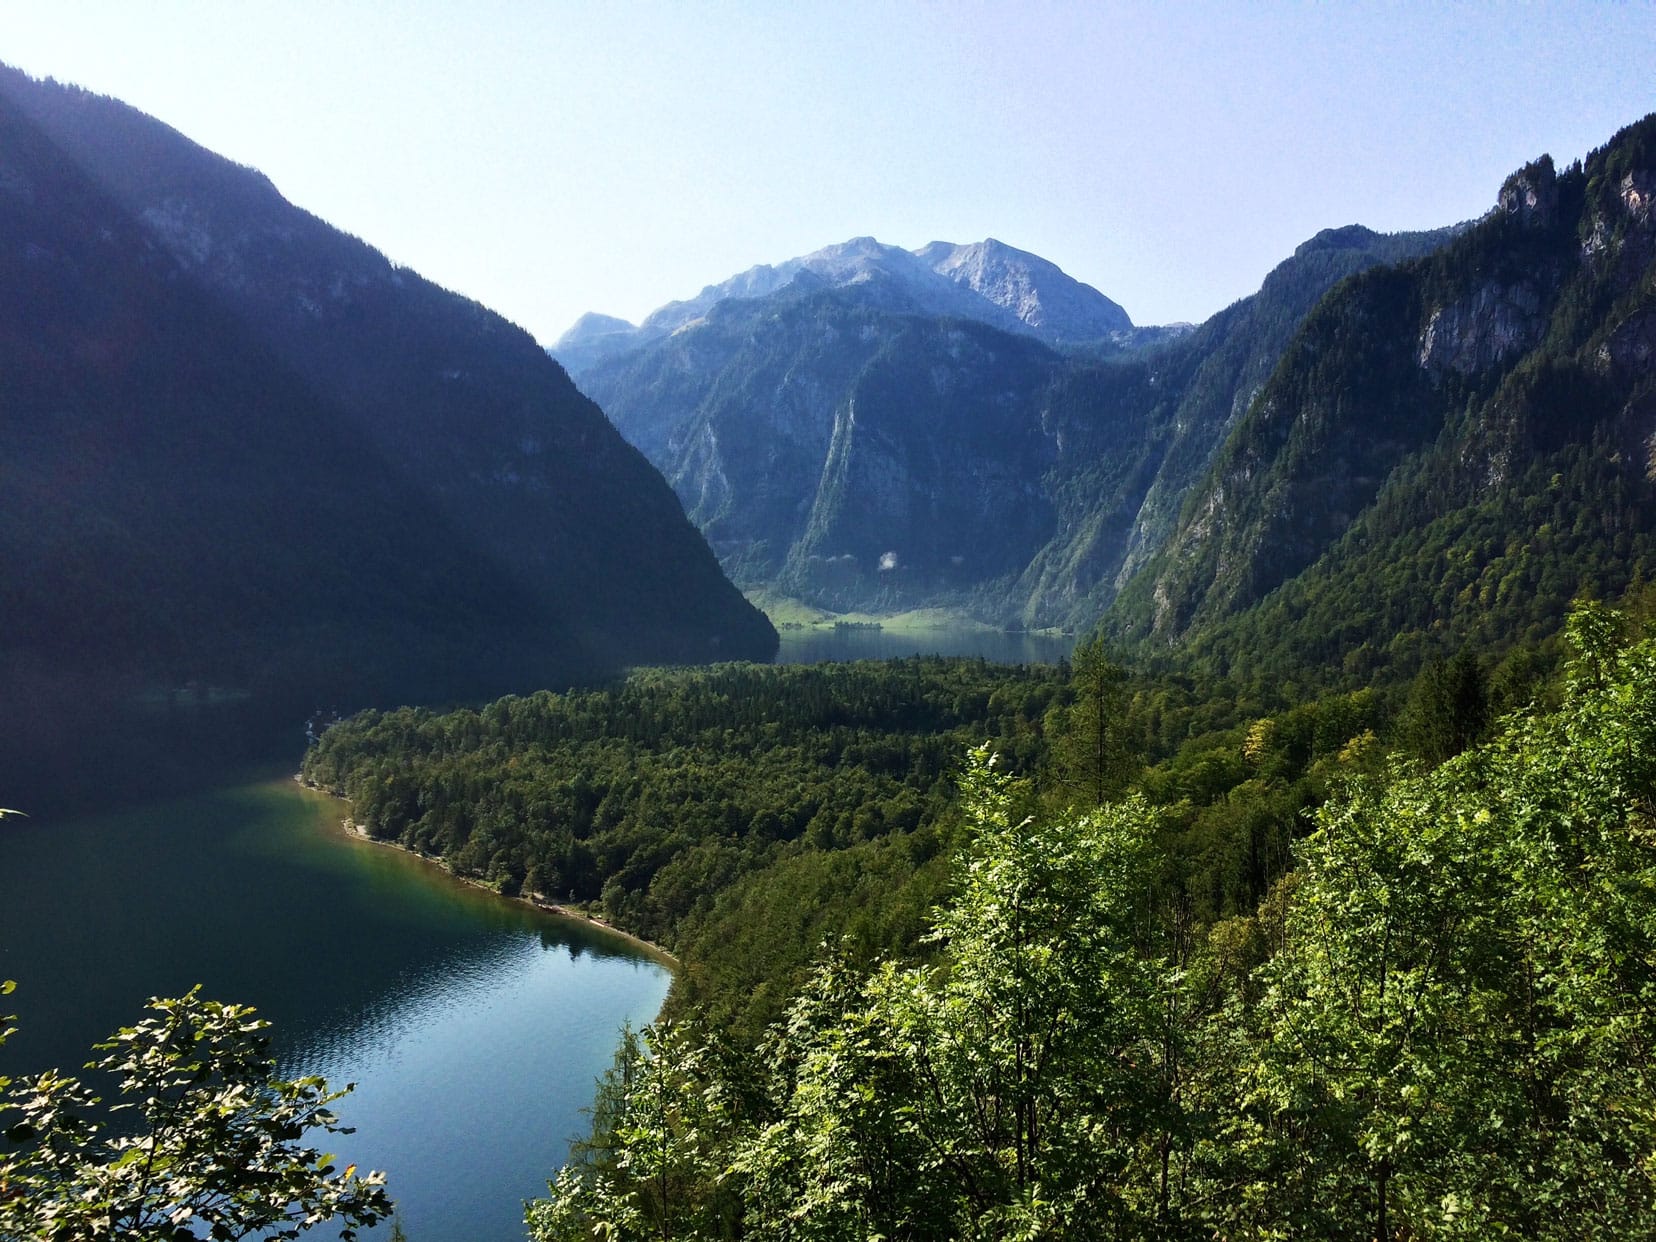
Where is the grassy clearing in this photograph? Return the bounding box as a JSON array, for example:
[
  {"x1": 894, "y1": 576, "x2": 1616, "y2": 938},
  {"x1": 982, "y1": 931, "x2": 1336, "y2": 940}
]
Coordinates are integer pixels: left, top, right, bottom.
[{"x1": 745, "y1": 591, "x2": 1003, "y2": 634}]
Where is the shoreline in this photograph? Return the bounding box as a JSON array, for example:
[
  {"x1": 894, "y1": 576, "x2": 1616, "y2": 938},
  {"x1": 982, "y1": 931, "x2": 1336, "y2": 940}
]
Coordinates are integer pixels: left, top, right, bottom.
[{"x1": 291, "y1": 775, "x2": 680, "y2": 971}]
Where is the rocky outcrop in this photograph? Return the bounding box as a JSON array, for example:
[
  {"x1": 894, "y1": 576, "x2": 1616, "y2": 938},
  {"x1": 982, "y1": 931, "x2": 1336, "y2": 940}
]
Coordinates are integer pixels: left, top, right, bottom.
[
  {"x1": 1497, "y1": 155, "x2": 1560, "y2": 228},
  {"x1": 1417, "y1": 282, "x2": 1547, "y2": 376}
]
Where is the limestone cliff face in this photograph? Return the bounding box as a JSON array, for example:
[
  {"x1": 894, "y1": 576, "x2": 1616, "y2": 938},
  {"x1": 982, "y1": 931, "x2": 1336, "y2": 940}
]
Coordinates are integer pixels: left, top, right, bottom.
[{"x1": 1417, "y1": 282, "x2": 1548, "y2": 376}]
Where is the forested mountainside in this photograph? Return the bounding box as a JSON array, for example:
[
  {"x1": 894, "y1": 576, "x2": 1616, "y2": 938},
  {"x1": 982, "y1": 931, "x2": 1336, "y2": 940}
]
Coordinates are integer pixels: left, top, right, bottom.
[
  {"x1": 1012, "y1": 222, "x2": 1457, "y2": 629},
  {"x1": 523, "y1": 612, "x2": 1656, "y2": 1241},
  {"x1": 0, "y1": 66, "x2": 773, "y2": 788},
  {"x1": 1109, "y1": 113, "x2": 1656, "y2": 689},
  {"x1": 304, "y1": 589, "x2": 1656, "y2": 1238},
  {"x1": 568, "y1": 224, "x2": 1449, "y2": 621}
]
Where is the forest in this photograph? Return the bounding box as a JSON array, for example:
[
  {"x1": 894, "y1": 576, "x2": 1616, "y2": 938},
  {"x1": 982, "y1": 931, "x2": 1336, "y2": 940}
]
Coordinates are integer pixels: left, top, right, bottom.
[
  {"x1": 516, "y1": 603, "x2": 1656, "y2": 1239},
  {"x1": 283, "y1": 577, "x2": 1656, "y2": 1238}
]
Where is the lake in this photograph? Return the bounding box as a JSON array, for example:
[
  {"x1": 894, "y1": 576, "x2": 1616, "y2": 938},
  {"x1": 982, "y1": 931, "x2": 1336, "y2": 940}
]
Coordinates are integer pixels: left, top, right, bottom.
[
  {"x1": 774, "y1": 624, "x2": 1074, "y2": 665},
  {"x1": 0, "y1": 625, "x2": 1069, "y2": 1241},
  {"x1": 0, "y1": 773, "x2": 670, "y2": 1242}
]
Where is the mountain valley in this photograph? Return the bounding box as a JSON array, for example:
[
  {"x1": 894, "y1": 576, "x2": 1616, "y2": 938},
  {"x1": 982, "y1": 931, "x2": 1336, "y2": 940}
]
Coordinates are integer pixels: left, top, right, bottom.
[
  {"x1": 4, "y1": 37, "x2": 1656, "y2": 1242},
  {"x1": 559, "y1": 118, "x2": 1656, "y2": 691}
]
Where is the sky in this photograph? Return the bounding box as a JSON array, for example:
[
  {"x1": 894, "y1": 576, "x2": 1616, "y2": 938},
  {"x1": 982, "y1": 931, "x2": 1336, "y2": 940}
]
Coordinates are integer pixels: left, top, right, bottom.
[{"x1": 3, "y1": 1, "x2": 1654, "y2": 347}]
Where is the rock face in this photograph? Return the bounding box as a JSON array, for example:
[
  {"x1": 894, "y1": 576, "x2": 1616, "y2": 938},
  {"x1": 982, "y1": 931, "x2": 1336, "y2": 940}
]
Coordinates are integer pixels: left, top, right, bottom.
[
  {"x1": 0, "y1": 64, "x2": 776, "y2": 727},
  {"x1": 552, "y1": 235, "x2": 1133, "y2": 374},
  {"x1": 571, "y1": 222, "x2": 1452, "y2": 623},
  {"x1": 917, "y1": 238, "x2": 1131, "y2": 343},
  {"x1": 1417, "y1": 282, "x2": 1548, "y2": 376}
]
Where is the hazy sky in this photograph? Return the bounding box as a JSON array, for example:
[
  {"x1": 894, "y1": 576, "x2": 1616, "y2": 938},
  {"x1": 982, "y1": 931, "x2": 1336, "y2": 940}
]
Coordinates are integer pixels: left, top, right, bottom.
[{"x1": 4, "y1": 2, "x2": 1653, "y2": 346}]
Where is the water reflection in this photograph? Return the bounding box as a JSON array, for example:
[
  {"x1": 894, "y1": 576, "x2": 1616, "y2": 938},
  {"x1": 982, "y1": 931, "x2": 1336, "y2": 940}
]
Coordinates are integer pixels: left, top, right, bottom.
[
  {"x1": 2, "y1": 629, "x2": 1057, "y2": 1240},
  {"x1": 775, "y1": 624, "x2": 1075, "y2": 665},
  {"x1": 288, "y1": 933, "x2": 668, "y2": 1242}
]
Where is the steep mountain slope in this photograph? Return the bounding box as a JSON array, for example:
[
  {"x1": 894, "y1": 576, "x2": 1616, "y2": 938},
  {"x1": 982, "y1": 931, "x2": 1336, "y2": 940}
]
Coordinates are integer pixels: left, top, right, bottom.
[
  {"x1": 0, "y1": 67, "x2": 775, "y2": 749},
  {"x1": 586, "y1": 282, "x2": 1068, "y2": 609},
  {"x1": 576, "y1": 223, "x2": 1450, "y2": 622},
  {"x1": 1108, "y1": 115, "x2": 1656, "y2": 685},
  {"x1": 553, "y1": 235, "x2": 1130, "y2": 374},
  {"x1": 1015, "y1": 223, "x2": 1457, "y2": 629}
]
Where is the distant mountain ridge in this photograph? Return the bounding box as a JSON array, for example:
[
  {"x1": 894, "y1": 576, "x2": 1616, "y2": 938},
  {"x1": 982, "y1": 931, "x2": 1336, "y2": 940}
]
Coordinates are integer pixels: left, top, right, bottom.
[{"x1": 552, "y1": 236, "x2": 1132, "y2": 373}]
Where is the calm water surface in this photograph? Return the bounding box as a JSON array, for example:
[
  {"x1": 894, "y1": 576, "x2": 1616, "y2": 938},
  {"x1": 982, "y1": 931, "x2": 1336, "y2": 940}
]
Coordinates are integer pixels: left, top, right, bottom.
[
  {"x1": 0, "y1": 627, "x2": 1058, "y2": 1241},
  {"x1": 775, "y1": 625, "x2": 1074, "y2": 665},
  {"x1": 0, "y1": 775, "x2": 669, "y2": 1242}
]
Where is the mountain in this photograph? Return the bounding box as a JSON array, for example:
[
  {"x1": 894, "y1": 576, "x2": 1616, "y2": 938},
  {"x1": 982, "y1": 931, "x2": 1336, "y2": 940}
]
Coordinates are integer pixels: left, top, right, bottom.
[
  {"x1": 572, "y1": 223, "x2": 1451, "y2": 620},
  {"x1": 1105, "y1": 115, "x2": 1656, "y2": 687},
  {"x1": 1014, "y1": 222, "x2": 1461, "y2": 629},
  {"x1": 554, "y1": 311, "x2": 650, "y2": 376},
  {"x1": 917, "y1": 238, "x2": 1133, "y2": 343},
  {"x1": 552, "y1": 235, "x2": 1132, "y2": 374},
  {"x1": 0, "y1": 65, "x2": 776, "y2": 783}
]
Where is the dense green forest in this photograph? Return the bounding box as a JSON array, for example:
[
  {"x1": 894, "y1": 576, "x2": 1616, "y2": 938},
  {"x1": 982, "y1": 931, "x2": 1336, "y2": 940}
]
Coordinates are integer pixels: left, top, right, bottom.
[
  {"x1": 521, "y1": 604, "x2": 1656, "y2": 1239},
  {"x1": 301, "y1": 602, "x2": 1563, "y2": 1036},
  {"x1": 302, "y1": 659, "x2": 1064, "y2": 1034},
  {"x1": 297, "y1": 588, "x2": 1656, "y2": 1237}
]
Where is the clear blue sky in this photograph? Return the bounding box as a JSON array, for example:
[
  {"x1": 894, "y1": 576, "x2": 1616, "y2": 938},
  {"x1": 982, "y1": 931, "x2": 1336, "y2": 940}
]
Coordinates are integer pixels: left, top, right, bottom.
[{"x1": 4, "y1": 1, "x2": 1653, "y2": 345}]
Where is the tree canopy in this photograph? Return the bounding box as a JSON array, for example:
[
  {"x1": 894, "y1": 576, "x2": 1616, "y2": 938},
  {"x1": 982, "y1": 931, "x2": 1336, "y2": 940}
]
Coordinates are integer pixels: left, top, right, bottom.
[
  {"x1": 0, "y1": 986, "x2": 390, "y2": 1242},
  {"x1": 526, "y1": 603, "x2": 1656, "y2": 1239}
]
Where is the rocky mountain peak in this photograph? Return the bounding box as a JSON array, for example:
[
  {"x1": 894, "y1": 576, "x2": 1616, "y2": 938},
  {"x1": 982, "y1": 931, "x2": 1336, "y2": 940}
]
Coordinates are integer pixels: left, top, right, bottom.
[
  {"x1": 1498, "y1": 155, "x2": 1559, "y2": 228},
  {"x1": 920, "y1": 237, "x2": 1131, "y2": 341},
  {"x1": 552, "y1": 235, "x2": 1135, "y2": 377}
]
